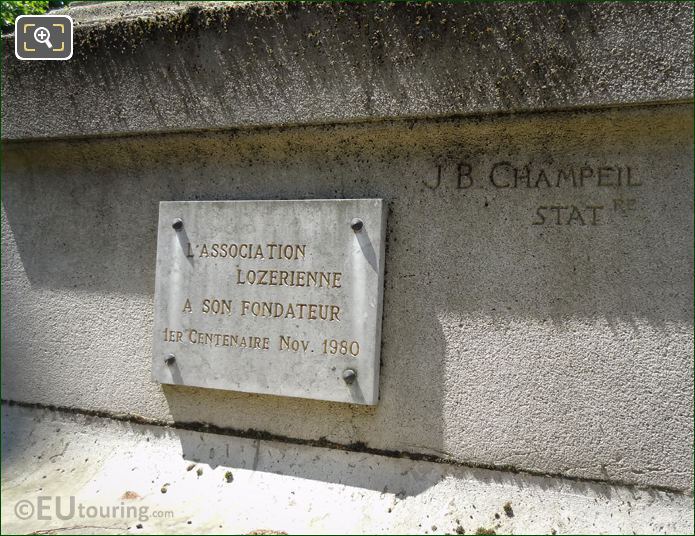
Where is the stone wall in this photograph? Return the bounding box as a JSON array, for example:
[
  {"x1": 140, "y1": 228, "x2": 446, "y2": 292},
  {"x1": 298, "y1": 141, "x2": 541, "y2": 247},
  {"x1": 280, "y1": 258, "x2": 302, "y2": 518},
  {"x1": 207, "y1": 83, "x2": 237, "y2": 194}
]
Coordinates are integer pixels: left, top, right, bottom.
[{"x1": 2, "y1": 1, "x2": 693, "y2": 492}]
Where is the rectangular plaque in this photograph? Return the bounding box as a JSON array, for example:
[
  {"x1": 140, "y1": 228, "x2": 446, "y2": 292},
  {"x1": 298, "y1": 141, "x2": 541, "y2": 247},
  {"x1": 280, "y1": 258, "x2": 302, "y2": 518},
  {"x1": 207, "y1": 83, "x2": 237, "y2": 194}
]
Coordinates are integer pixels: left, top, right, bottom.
[{"x1": 152, "y1": 199, "x2": 386, "y2": 404}]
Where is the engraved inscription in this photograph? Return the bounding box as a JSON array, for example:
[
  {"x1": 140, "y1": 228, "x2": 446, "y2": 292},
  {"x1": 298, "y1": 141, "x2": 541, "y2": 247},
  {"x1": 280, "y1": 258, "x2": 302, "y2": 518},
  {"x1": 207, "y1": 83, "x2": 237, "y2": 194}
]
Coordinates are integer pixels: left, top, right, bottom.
[
  {"x1": 152, "y1": 199, "x2": 386, "y2": 405},
  {"x1": 163, "y1": 242, "x2": 346, "y2": 354},
  {"x1": 424, "y1": 161, "x2": 643, "y2": 226}
]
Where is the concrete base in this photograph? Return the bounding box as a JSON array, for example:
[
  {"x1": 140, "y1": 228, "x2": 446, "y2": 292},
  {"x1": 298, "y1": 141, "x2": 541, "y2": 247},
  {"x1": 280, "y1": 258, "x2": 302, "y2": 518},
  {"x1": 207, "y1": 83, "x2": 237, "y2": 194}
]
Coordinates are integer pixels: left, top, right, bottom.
[{"x1": 1, "y1": 404, "x2": 691, "y2": 535}]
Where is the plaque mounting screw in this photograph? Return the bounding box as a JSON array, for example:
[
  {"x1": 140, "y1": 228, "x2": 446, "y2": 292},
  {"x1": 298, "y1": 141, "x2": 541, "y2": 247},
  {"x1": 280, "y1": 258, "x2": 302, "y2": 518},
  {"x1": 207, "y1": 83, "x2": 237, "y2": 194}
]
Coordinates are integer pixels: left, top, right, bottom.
[
  {"x1": 342, "y1": 368, "x2": 357, "y2": 385},
  {"x1": 172, "y1": 218, "x2": 184, "y2": 231},
  {"x1": 350, "y1": 218, "x2": 363, "y2": 232},
  {"x1": 164, "y1": 354, "x2": 176, "y2": 365}
]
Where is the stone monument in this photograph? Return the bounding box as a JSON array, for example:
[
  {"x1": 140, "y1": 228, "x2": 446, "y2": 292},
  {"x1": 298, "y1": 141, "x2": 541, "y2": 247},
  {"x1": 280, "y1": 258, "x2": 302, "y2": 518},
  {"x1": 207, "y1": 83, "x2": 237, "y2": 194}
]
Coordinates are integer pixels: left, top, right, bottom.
[{"x1": 1, "y1": 2, "x2": 693, "y2": 534}]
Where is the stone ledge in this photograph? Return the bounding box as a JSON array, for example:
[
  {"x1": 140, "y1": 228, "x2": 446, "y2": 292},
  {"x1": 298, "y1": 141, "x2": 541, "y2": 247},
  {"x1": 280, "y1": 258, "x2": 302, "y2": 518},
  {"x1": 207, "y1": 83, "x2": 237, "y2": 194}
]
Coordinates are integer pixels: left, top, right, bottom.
[
  {"x1": 1, "y1": 1, "x2": 693, "y2": 140},
  {"x1": 2, "y1": 403, "x2": 693, "y2": 535}
]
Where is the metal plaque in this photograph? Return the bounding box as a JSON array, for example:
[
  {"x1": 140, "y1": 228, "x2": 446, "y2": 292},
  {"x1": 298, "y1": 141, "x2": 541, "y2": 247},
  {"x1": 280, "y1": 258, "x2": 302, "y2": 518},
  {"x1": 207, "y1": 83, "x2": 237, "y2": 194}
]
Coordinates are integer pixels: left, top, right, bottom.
[{"x1": 152, "y1": 199, "x2": 386, "y2": 404}]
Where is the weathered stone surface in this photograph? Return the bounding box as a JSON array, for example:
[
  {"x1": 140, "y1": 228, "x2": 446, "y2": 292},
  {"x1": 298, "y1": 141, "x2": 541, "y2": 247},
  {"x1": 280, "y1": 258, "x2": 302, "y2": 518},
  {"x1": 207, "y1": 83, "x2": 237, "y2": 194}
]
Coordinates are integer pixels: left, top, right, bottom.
[
  {"x1": 2, "y1": 104, "x2": 692, "y2": 490},
  {"x1": 3, "y1": 404, "x2": 693, "y2": 535},
  {"x1": 1, "y1": 1, "x2": 693, "y2": 140},
  {"x1": 152, "y1": 200, "x2": 386, "y2": 404}
]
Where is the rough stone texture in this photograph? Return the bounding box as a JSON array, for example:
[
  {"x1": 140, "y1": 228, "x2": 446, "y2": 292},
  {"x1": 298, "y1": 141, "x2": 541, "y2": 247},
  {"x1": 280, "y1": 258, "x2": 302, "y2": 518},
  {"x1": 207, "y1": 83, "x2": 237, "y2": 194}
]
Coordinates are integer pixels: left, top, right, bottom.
[
  {"x1": 2, "y1": 104, "x2": 693, "y2": 491},
  {"x1": 2, "y1": 404, "x2": 693, "y2": 535},
  {"x1": 1, "y1": 1, "x2": 693, "y2": 140}
]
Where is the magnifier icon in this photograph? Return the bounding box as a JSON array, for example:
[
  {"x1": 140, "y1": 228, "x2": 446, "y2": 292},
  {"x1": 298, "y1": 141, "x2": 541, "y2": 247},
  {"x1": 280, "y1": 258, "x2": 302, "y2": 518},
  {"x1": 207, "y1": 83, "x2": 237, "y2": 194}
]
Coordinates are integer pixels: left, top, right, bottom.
[{"x1": 33, "y1": 26, "x2": 53, "y2": 49}]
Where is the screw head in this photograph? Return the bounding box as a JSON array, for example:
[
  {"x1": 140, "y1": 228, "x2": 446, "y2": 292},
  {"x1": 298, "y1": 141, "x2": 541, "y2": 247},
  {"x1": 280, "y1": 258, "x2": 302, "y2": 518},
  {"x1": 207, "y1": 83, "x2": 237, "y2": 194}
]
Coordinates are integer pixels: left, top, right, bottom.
[
  {"x1": 172, "y1": 218, "x2": 184, "y2": 231},
  {"x1": 164, "y1": 354, "x2": 176, "y2": 365},
  {"x1": 342, "y1": 368, "x2": 357, "y2": 385},
  {"x1": 350, "y1": 218, "x2": 363, "y2": 232}
]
